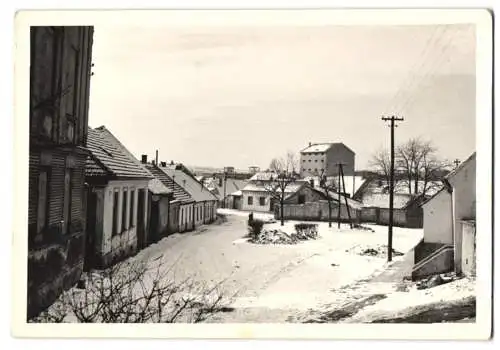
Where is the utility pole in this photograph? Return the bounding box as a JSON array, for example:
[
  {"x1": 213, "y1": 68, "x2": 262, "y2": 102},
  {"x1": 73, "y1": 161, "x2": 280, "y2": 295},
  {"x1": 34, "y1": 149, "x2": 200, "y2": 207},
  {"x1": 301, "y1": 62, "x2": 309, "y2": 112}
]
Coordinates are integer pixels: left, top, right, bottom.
[
  {"x1": 337, "y1": 164, "x2": 342, "y2": 229},
  {"x1": 339, "y1": 164, "x2": 353, "y2": 229},
  {"x1": 223, "y1": 171, "x2": 227, "y2": 208},
  {"x1": 381, "y1": 115, "x2": 404, "y2": 262}
]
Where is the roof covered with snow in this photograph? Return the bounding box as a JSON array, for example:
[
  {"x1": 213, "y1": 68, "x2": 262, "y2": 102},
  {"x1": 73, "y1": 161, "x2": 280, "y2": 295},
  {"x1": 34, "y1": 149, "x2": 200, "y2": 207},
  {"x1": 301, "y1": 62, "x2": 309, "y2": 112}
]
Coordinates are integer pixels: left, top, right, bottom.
[
  {"x1": 203, "y1": 177, "x2": 248, "y2": 200},
  {"x1": 145, "y1": 164, "x2": 193, "y2": 203},
  {"x1": 242, "y1": 181, "x2": 306, "y2": 193},
  {"x1": 148, "y1": 178, "x2": 172, "y2": 195},
  {"x1": 159, "y1": 166, "x2": 218, "y2": 203},
  {"x1": 249, "y1": 171, "x2": 278, "y2": 181},
  {"x1": 86, "y1": 126, "x2": 153, "y2": 179},
  {"x1": 300, "y1": 142, "x2": 355, "y2": 154}
]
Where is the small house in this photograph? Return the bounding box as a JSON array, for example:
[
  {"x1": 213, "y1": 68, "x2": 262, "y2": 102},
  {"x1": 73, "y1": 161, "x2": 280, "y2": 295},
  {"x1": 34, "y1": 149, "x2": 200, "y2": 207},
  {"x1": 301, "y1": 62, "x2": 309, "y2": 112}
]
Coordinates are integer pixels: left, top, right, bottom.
[
  {"x1": 158, "y1": 165, "x2": 219, "y2": 227},
  {"x1": 412, "y1": 152, "x2": 476, "y2": 279},
  {"x1": 85, "y1": 126, "x2": 153, "y2": 269},
  {"x1": 278, "y1": 182, "x2": 363, "y2": 223},
  {"x1": 240, "y1": 172, "x2": 307, "y2": 213},
  {"x1": 147, "y1": 177, "x2": 174, "y2": 243},
  {"x1": 144, "y1": 162, "x2": 195, "y2": 233}
]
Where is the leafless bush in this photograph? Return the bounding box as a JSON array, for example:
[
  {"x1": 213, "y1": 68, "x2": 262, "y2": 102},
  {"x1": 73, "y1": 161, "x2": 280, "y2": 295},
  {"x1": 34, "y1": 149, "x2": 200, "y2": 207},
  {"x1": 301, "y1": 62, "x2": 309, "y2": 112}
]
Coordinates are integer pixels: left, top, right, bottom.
[{"x1": 31, "y1": 255, "x2": 234, "y2": 323}]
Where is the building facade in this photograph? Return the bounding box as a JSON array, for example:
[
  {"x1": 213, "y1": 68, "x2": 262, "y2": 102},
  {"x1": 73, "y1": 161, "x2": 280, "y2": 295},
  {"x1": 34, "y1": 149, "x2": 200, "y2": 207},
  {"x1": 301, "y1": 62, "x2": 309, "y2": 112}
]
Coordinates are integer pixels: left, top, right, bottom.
[
  {"x1": 144, "y1": 161, "x2": 196, "y2": 233},
  {"x1": 412, "y1": 152, "x2": 476, "y2": 280},
  {"x1": 147, "y1": 178, "x2": 174, "y2": 244},
  {"x1": 28, "y1": 26, "x2": 94, "y2": 318},
  {"x1": 300, "y1": 142, "x2": 355, "y2": 178},
  {"x1": 85, "y1": 127, "x2": 152, "y2": 268}
]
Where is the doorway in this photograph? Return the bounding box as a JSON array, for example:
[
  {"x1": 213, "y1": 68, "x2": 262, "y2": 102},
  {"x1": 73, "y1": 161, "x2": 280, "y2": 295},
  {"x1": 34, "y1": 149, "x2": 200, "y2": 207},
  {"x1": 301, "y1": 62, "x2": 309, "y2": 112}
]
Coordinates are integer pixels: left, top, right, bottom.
[{"x1": 137, "y1": 189, "x2": 146, "y2": 249}]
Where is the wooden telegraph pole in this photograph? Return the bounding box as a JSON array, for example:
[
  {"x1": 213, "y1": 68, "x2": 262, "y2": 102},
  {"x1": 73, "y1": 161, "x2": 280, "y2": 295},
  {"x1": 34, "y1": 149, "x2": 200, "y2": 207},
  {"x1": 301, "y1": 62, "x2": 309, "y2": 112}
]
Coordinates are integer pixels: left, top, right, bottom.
[
  {"x1": 339, "y1": 164, "x2": 353, "y2": 229},
  {"x1": 381, "y1": 115, "x2": 404, "y2": 262},
  {"x1": 337, "y1": 166, "x2": 341, "y2": 229},
  {"x1": 336, "y1": 162, "x2": 354, "y2": 229}
]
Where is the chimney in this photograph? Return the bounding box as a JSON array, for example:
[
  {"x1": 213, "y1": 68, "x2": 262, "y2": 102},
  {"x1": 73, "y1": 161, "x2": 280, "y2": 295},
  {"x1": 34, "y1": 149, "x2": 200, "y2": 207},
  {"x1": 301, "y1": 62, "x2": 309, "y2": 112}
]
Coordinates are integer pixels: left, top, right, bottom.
[
  {"x1": 309, "y1": 141, "x2": 312, "y2": 147},
  {"x1": 160, "y1": 161, "x2": 167, "y2": 167},
  {"x1": 155, "y1": 150, "x2": 159, "y2": 166},
  {"x1": 170, "y1": 160, "x2": 174, "y2": 165},
  {"x1": 141, "y1": 154, "x2": 147, "y2": 164}
]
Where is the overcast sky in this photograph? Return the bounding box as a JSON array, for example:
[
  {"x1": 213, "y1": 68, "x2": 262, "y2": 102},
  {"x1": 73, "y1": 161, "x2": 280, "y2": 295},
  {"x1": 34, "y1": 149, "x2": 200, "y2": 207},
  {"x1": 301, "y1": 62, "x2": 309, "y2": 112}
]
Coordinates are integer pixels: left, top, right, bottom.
[{"x1": 88, "y1": 23, "x2": 476, "y2": 171}]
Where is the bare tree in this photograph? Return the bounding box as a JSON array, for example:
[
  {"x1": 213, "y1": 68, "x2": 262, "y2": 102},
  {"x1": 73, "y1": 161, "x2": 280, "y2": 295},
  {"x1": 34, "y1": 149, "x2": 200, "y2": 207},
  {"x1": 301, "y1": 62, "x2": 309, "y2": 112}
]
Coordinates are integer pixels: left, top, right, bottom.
[
  {"x1": 265, "y1": 151, "x2": 300, "y2": 226},
  {"x1": 369, "y1": 147, "x2": 396, "y2": 187},
  {"x1": 30, "y1": 255, "x2": 234, "y2": 323},
  {"x1": 421, "y1": 154, "x2": 453, "y2": 196},
  {"x1": 397, "y1": 138, "x2": 437, "y2": 195},
  {"x1": 371, "y1": 139, "x2": 450, "y2": 197}
]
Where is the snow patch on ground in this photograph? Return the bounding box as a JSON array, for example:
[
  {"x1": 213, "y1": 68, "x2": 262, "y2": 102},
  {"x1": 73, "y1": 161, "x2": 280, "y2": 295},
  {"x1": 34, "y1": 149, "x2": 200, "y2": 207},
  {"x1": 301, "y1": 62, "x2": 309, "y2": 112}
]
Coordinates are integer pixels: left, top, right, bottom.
[
  {"x1": 343, "y1": 277, "x2": 475, "y2": 323},
  {"x1": 217, "y1": 208, "x2": 275, "y2": 221}
]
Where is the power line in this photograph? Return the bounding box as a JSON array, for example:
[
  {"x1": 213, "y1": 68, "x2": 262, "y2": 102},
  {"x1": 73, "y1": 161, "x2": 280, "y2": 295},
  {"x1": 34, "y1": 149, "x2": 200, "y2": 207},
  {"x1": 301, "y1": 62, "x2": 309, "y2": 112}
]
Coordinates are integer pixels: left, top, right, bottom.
[
  {"x1": 390, "y1": 25, "x2": 453, "y2": 115},
  {"x1": 399, "y1": 25, "x2": 470, "y2": 116},
  {"x1": 382, "y1": 25, "x2": 446, "y2": 116}
]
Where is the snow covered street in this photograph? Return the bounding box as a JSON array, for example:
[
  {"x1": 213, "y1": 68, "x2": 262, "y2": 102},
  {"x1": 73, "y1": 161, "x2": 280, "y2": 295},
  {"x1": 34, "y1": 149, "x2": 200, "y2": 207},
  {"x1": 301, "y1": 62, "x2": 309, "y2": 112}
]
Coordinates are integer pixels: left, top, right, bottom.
[{"x1": 113, "y1": 209, "x2": 425, "y2": 322}]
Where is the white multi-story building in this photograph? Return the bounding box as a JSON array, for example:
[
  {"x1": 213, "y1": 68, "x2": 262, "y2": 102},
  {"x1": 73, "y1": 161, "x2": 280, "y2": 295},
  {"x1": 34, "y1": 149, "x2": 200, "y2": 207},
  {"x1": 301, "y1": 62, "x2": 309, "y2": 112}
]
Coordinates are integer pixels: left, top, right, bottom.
[{"x1": 299, "y1": 142, "x2": 355, "y2": 178}]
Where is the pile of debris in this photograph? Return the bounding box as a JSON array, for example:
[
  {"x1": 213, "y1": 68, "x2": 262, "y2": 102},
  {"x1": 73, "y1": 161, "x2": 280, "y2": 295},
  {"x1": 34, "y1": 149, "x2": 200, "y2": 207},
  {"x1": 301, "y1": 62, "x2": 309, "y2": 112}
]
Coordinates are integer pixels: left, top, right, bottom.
[
  {"x1": 250, "y1": 226, "x2": 320, "y2": 245},
  {"x1": 416, "y1": 272, "x2": 460, "y2": 290},
  {"x1": 352, "y1": 224, "x2": 376, "y2": 232},
  {"x1": 347, "y1": 244, "x2": 404, "y2": 258}
]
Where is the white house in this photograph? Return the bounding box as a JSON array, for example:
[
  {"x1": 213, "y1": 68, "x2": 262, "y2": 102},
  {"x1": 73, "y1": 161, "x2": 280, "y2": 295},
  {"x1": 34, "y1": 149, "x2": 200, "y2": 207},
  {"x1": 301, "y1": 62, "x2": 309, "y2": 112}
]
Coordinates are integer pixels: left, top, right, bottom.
[
  {"x1": 85, "y1": 126, "x2": 153, "y2": 268},
  {"x1": 412, "y1": 152, "x2": 476, "y2": 279},
  {"x1": 240, "y1": 172, "x2": 306, "y2": 212}
]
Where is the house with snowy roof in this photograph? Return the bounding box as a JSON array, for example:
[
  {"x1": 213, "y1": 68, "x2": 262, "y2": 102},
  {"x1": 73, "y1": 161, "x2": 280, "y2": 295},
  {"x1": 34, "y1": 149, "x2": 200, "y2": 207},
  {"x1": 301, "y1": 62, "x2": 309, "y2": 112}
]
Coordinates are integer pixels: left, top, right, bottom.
[
  {"x1": 85, "y1": 126, "x2": 153, "y2": 268},
  {"x1": 412, "y1": 152, "x2": 476, "y2": 280},
  {"x1": 158, "y1": 165, "x2": 219, "y2": 227},
  {"x1": 278, "y1": 181, "x2": 364, "y2": 223},
  {"x1": 240, "y1": 171, "x2": 308, "y2": 212},
  {"x1": 145, "y1": 171, "x2": 175, "y2": 243},
  {"x1": 201, "y1": 176, "x2": 248, "y2": 208},
  {"x1": 299, "y1": 142, "x2": 355, "y2": 178},
  {"x1": 143, "y1": 161, "x2": 195, "y2": 233}
]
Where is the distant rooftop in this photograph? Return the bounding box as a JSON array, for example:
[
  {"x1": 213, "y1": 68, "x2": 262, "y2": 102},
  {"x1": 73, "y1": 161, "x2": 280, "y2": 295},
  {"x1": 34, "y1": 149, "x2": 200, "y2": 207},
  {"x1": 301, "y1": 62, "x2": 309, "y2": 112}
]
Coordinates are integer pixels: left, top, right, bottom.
[{"x1": 300, "y1": 142, "x2": 355, "y2": 154}]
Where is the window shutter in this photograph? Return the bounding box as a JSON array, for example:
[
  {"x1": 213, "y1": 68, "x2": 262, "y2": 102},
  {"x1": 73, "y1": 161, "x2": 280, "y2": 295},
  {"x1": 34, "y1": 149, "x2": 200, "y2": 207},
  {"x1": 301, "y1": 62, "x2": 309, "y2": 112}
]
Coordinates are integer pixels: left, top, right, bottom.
[
  {"x1": 62, "y1": 169, "x2": 72, "y2": 234},
  {"x1": 37, "y1": 171, "x2": 48, "y2": 233}
]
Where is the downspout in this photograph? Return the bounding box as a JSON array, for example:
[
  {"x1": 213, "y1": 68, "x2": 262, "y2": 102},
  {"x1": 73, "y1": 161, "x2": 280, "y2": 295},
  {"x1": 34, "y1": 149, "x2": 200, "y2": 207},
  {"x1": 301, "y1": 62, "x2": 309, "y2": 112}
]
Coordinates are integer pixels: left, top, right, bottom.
[{"x1": 443, "y1": 179, "x2": 455, "y2": 262}]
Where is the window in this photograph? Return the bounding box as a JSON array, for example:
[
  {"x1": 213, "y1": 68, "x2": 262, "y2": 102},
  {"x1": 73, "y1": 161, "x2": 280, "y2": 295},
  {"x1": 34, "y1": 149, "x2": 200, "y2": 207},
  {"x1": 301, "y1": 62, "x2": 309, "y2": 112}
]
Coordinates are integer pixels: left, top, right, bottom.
[
  {"x1": 122, "y1": 188, "x2": 128, "y2": 231},
  {"x1": 298, "y1": 194, "x2": 306, "y2": 204},
  {"x1": 112, "y1": 190, "x2": 119, "y2": 235},
  {"x1": 129, "y1": 189, "x2": 135, "y2": 227},
  {"x1": 259, "y1": 197, "x2": 266, "y2": 206},
  {"x1": 37, "y1": 168, "x2": 50, "y2": 234},
  {"x1": 315, "y1": 160, "x2": 317, "y2": 162},
  {"x1": 248, "y1": 196, "x2": 253, "y2": 205},
  {"x1": 63, "y1": 169, "x2": 72, "y2": 234},
  {"x1": 308, "y1": 160, "x2": 311, "y2": 162},
  {"x1": 321, "y1": 159, "x2": 324, "y2": 162},
  {"x1": 302, "y1": 159, "x2": 306, "y2": 162}
]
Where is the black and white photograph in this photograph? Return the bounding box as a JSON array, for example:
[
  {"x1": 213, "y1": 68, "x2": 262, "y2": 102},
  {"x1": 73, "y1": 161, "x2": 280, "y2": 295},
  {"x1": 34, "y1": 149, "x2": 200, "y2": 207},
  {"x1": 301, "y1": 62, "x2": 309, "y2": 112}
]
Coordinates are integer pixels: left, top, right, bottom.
[{"x1": 11, "y1": 8, "x2": 492, "y2": 340}]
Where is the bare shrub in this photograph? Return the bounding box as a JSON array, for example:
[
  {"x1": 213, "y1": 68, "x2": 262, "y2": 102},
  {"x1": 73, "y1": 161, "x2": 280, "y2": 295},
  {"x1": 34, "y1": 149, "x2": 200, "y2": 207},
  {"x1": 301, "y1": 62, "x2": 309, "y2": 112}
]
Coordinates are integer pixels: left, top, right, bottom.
[
  {"x1": 294, "y1": 223, "x2": 319, "y2": 239},
  {"x1": 247, "y1": 219, "x2": 265, "y2": 240},
  {"x1": 31, "y1": 255, "x2": 234, "y2": 323}
]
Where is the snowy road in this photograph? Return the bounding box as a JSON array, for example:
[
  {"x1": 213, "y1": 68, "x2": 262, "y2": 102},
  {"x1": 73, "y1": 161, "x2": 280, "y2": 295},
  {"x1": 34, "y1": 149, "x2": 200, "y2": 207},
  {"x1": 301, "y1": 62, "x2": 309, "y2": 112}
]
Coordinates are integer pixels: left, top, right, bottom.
[{"x1": 126, "y1": 209, "x2": 423, "y2": 322}]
